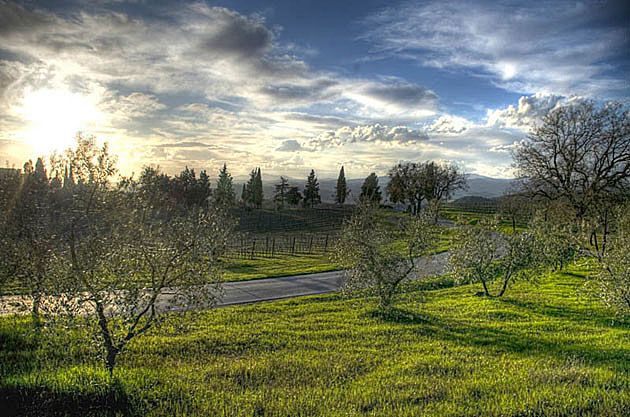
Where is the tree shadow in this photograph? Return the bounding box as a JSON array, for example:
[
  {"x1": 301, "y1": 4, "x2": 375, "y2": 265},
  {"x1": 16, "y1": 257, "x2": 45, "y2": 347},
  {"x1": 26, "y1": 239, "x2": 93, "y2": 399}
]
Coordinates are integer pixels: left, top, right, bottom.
[
  {"x1": 366, "y1": 307, "x2": 437, "y2": 325},
  {"x1": 366, "y1": 304, "x2": 629, "y2": 372},
  {"x1": 497, "y1": 297, "x2": 630, "y2": 330},
  {"x1": 2, "y1": 379, "x2": 136, "y2": 417}
]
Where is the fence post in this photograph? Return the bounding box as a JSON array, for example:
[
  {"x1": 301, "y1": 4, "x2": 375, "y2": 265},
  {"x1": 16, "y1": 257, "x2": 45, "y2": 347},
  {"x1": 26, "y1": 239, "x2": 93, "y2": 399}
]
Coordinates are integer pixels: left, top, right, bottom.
[
  {"x1": 291, "y1": 236, "x2": 296, "y2": 255},
  {"x1": 324, "y1": 234, "x2": 329, "y2": 252},
  {"x1": 308, "y1": 236, "x2": 313, "y2": 254},
  {"x1": 250, "y1": 239, "x2": 256, "y2": 259},
  {"x1": 272, "y1": 238, "x2": 275, "y2": 258}
]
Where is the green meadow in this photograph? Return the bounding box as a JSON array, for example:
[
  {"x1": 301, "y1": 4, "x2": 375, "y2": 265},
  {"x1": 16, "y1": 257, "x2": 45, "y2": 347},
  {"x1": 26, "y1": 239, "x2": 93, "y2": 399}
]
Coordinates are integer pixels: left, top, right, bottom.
[{"x1": 2, "y1": 262, "x2": 628, "y2": 416}]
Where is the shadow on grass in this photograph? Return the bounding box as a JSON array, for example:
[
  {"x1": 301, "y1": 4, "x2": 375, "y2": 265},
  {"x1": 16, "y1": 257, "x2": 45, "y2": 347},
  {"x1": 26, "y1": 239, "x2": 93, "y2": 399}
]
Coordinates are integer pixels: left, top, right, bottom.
[
  {"x1": 497, "y1": 297, "x2": 630, "y2": 330},
  {"x1": 1, "y1": 379, "x2": 135, "y2": 417},
  {"x1": 367, "y1": 308, "x2": 436, "y2": 325},
  {"x1": 368, "y1": 305, "x2": 629, "y2": 372}
]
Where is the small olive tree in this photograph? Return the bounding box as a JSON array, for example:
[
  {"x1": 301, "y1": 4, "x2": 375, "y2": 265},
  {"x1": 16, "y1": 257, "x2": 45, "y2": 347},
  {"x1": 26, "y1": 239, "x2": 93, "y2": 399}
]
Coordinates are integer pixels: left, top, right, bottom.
[
  {"x1": 41, "y1": 136, "x2": 234, "y2": 376},
  {"x1": 589, "y1": 204, "x2": 630, "y2": 316},
  {"x1": 449, "y1": 217, "x2": 541, "y2": 297},
  {"x1": 334, "y1": 201, "x2": 438, "y2": 310}
]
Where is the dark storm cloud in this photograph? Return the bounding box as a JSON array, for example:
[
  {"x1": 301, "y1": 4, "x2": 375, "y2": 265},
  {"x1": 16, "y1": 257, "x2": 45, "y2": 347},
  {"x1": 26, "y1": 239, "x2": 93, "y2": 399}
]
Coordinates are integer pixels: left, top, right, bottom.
[
  {"x1": 283, "y1": 112, "x2": 350, "y2": 128},
  {"x1": 259, "y1": 79, "x2": 339, "y2": 103},
  {"x1": 197, "y1": 8, "x2": 272, "y2": 59},
  {"x1": 275, "y1": 139, "x2": 304, "y2": 152},
  {"x1": 0, "y1": 1, "x2": 55, "y2": 36},
  {"x1": 362, "y1": 82, "x2": 439, "y2": 108}
]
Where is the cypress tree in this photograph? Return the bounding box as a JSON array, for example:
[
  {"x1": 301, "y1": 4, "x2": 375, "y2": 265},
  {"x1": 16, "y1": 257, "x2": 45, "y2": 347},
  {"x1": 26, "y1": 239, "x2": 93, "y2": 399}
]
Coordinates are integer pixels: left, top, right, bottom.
[
  {"x1": 215, "y1": 163, "x2": 235, "y2": 207},
  {"x1": 335, "y1": 166, "x2": 347, "y2": 205},
  {"x1": 360, "y1": 172, "x2": 382, "y2": 204},
  {"x1": 253, "y1": 167, "x2": 263, "y2": 208},
  {"x1": 303, "y1": 169, "x2": 321, "y2": 208}
]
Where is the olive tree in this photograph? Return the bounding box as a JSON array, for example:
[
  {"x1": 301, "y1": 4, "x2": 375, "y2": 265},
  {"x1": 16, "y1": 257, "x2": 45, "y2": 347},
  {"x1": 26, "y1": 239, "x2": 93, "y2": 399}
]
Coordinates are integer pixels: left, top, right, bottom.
[
  {"x1": 449, "y1": 217, "x2": 541, "y2": 297},
  {"x1": 41, "y1": 136, "x2": 234, "y2": 376},
  {"x1": 0, "y1": 159, "x2": 63, "y2": 326},
  {"x1": 589, "y1": 204, "x2": 630, "y2": 316},
  {"x1": 334, "y1": 201, "x2": 438, "y2": 310}
]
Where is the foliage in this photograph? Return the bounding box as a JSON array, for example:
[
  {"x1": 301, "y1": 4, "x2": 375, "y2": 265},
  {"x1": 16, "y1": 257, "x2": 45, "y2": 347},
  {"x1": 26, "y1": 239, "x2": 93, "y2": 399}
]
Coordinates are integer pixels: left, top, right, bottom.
[
  {"x1": 359, "y1": 172, "x2": 382, "y2": 204},
  {"x1": 172, "y1": 166, "x2": 212, "y2": 208},
  {"x1": 528, "y1": 205, "x2": 578, "y2": 272},
  {"x1": 286, "y1": 186, "x2": 302, "y2": 207},
  {"x1": 253, "y1": 167, "x2": 263, "y2": 208},
  {"x1": 274, "y1": 176, "x2": 290, "y2": 210},
  {"x1": 215, "y1": 163, "x2": 235, "y2": 208},
  {"x1": 386, "y1": 161, "x2": 467, "y2": 214},
  {"x1": 243, "y1": 168, "x2": 263, "y2": 208},
  {"x1": 0, "y1": 158, "x2": 61, "y2": 324},
  {"x1": 4, "y1": 136, "x2": 235, "y2": 376},
  {"x1": 335, "y1": 165, "x2": 348, "y2": 205},
  {"x1": 497, "y1": 193, "x2": 531, "y2": 234},
  {"x1": 334, "y1": 201, "x2": 438, "y2": 310},
  {"x1": 303, "y1": 169, "x2": 321, "y2": 208},
  {"x1": 449, "y1": 216, "x2": 541, "y2": 297},
  {"x1": 589, "y1": 204, "x2": 630, "y2": 316}
]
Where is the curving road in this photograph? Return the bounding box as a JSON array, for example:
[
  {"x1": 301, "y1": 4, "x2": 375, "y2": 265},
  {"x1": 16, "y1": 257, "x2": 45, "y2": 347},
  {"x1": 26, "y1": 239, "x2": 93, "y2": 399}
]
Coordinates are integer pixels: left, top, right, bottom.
[{"x1": 0, "y1": 251, "x2": 451, "y2": 315}]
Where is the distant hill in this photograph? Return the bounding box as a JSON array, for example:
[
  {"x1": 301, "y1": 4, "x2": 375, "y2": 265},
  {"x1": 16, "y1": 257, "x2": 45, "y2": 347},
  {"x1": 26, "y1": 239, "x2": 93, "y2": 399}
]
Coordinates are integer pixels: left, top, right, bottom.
[{"x1": 236, "y1": 173, "x2": 517, "y2": 204}]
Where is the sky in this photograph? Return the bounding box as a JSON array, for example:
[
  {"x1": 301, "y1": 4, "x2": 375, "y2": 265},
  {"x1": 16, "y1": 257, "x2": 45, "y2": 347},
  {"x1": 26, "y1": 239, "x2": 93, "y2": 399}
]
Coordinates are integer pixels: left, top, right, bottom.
[{"x1": 0, "y1": 0, "x2": 628, "y2": 180}]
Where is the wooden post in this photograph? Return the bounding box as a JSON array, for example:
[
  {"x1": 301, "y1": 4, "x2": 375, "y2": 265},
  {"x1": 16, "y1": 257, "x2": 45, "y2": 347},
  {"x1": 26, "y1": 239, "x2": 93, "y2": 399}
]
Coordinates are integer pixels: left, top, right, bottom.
[
  {"x1": 272, "y1": 238, "x2": 275, "y2": 258},
  {"x1": 324, "y1": 234, "x2": 329, "y2": 252},
  {"x1": 291, "y1": 236, "x2": 296, "y2": 255},
  {"x1": 308, "y1": 236, "x2": 313, "y2": 254},
  {"x1": 250, "y1": 239, "x2": 256, "y2": 259}
]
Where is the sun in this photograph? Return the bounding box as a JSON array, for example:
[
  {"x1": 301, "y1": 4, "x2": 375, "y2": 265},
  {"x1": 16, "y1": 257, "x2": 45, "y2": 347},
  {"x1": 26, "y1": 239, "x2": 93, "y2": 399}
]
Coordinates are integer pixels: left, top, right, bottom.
[{"x1": 16, "y1": 89, "x2": 101, "y2": 154}]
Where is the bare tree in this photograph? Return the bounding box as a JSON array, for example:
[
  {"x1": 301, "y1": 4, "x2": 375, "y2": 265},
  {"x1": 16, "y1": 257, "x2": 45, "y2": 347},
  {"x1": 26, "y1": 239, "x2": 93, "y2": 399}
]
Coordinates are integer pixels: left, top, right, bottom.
[{"x1": 513, "y1": 101, "x2": 630, "y2": 218}]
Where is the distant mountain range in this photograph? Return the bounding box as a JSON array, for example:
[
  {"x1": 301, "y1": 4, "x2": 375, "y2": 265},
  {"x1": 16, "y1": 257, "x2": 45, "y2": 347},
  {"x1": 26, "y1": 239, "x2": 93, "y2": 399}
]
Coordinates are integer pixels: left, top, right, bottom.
[{"x1": 236, "y1": 173, "x2": 517, "y2": 203}]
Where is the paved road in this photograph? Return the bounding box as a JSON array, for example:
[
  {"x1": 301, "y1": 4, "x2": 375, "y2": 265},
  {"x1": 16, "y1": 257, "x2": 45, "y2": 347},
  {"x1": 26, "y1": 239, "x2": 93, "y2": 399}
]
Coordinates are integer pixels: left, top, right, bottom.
[
  {"x1": 0, "y1": 251, "x2": 451, "y2": 315},
  {"x1": 173, "y1": 251, "x2": 449, "y2": 310}
]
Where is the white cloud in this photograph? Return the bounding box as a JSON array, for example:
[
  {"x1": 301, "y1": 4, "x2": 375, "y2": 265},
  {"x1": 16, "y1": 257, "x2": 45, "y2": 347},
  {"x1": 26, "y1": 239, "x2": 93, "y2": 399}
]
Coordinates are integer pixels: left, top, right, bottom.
[
  {"x1": 363, "y1": 0, "x2": 629, "y2": 98},
  {"x1": 427, "y1": 115, "x2": 471, "y2": 135},
  {"x1": 485, "y1": 93, "x2": 588, "y2": 130},
  {"x1": 307, "y1": 123, "x2": 428, "y2": 150}
]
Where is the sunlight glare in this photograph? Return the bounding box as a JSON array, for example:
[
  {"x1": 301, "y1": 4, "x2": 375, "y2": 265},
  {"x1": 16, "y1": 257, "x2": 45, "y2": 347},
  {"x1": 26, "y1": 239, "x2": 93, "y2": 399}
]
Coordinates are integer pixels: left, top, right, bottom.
[{"x1": 17, "y1": 89, "x2": 101, "y2": 154}]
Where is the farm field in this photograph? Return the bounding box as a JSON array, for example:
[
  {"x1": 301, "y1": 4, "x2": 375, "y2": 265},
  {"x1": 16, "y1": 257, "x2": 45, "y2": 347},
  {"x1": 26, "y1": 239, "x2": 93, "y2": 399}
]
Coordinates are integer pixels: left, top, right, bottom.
[
  {"x1": 1, "y1": 263, "x2": 628, "y2": 416},
  {"x1": 221, "y1": 207, "x2": 455, "y2": 283}
]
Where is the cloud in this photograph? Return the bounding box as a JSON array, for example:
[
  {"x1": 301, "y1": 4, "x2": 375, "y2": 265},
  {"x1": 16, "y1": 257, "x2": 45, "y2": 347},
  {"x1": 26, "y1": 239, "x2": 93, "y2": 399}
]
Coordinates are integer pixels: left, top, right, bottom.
[
  {"x1": 343, "y1": 78, "x2": 439, "y2": 118},
  {"x1": 308, "y1": 124, "x2": 428, "y2": 149},
  {"x1": 276, "y1": 139, "x2": 303, "y2": 152},
  {"x1": 258, "y1": 78, "x2": 339, "y2": 105},
  {"x1": 427, "y1": 115, "x2": 471, "y2": 135},
  {"x1": 363, "y1": 0, "x2": 629, "y2": 98},
  {"x1": 485, "y1": 93, "x2": 586, "y2": 129}
]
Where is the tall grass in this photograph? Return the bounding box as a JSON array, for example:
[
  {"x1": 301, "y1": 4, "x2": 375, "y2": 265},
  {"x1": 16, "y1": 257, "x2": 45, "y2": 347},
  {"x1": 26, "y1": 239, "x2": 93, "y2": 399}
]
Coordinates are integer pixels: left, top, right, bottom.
[{"x1": 1, "y1": 263, "x2": 628, "y2": 416}]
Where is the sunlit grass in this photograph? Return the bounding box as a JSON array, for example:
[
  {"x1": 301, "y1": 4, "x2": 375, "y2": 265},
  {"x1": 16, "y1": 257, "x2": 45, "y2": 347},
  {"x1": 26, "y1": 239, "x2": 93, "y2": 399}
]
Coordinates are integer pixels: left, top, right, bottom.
[{"x1": 1, "y1": 263, "x2": 628, "y2": 416}]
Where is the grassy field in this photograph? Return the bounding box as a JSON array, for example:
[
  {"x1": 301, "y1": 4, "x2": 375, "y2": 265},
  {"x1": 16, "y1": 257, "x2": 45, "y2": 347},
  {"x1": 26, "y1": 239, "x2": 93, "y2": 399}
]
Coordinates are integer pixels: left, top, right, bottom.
[
  {"x1": 1, "y1": 263, "x2": 628, "y2": 416},
  {"x1": 222, "y1": 225, "x2": 455, "y2": 283}
]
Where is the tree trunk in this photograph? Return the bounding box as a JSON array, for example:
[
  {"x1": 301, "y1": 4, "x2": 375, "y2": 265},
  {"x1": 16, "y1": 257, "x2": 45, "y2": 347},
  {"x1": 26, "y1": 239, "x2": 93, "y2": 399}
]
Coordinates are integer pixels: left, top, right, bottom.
[
  {"x1": 497, "y1": 275, "x2": 511, "y2": 297},
  {"x1": 481, "y1": 280, "x2": 490, "y2": 296}
]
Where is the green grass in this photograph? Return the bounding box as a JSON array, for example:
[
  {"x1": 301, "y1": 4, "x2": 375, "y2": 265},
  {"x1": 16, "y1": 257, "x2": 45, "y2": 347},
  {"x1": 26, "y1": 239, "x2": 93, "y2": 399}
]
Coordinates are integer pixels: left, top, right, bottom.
[
  {"x1": 223, "y1": 254, "x2": 339, "y2": 281},
  {"x1": 222, "y1": 226, "x2": 455, "y2": 283},
  {"x1": 1, "y1": 263, "x2": 628, "y2": 416}
]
